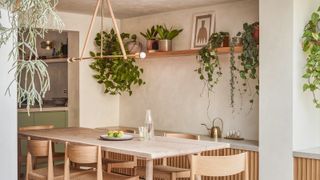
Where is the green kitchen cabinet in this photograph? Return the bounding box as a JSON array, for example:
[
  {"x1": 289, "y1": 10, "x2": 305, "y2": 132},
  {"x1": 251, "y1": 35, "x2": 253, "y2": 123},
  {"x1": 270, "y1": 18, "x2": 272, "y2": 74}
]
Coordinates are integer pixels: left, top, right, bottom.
[
  {"x1": 18, "y1": 111, "x2": 68, "y2": 154},
  {"x1": 18, "y1": 112, "x2": 34, "y2": 127},
  {"x1": 18, "y1": 110, "x2": 68, "y2": 177},
  {"x1": 33, "y1": 111, "x2": 68, "y2": 128},
  {"x1": 18, "y1": 111, "x2": 68, "y2": 128}
]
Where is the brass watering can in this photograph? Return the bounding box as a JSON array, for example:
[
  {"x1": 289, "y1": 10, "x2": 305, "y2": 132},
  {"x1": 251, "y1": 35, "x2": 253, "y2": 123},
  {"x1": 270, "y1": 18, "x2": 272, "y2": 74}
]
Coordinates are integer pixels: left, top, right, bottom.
[{"x1": 201, "y1": 117, "x2": 224, "y2": 138}]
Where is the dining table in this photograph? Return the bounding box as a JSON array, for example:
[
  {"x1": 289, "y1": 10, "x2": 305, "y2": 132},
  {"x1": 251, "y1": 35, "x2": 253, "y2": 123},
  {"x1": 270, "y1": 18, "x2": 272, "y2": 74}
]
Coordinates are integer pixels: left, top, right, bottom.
[{"x1": 19, "y1": 127, "x2": 230, "y2": 180}]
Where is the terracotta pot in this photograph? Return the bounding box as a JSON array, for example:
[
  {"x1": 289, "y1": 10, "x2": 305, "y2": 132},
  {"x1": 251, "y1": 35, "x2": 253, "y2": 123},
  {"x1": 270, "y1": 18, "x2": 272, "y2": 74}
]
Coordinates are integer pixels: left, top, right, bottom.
[
  {"x1": 253, "y1": 25, "x2": 259, "y2": 44},
  {"x1": 146, "y1": 40, "x2": 159, "y2": 52},
  {"x1": 222, "y1": 36, "x2": 230, "y2": 47}
]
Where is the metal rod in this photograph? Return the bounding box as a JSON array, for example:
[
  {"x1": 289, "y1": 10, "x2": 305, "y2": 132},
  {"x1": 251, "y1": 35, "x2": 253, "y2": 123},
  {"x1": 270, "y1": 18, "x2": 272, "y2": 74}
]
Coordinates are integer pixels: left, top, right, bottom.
[
  {"x1": 80, "y1": 0, "x2": 101, "y2": 60},
  {"x1": 106, "y1": 0, "x2": 128, "y2": 59},
  {"x1": 100, "y1": 0, "x2": 104, "y2": 58}
]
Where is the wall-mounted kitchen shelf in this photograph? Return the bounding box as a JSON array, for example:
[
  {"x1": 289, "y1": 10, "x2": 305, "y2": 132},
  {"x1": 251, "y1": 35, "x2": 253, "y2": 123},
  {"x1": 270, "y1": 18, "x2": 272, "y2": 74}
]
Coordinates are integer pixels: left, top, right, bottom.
[
  {"x1": 43, "y1": 58, "x2": 68, "y2": 63},
  {"x1": 146, "y1": 46, "x2": 243, "y2": 58}
]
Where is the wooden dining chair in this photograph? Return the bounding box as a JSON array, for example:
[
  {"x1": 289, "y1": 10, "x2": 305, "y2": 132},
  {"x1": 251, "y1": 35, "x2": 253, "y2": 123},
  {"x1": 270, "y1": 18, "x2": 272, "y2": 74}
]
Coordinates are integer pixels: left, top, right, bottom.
[
  {"x1": 102, "y1": 128, "x2": 137, "y2": 175},
  {"x1": 64, "y1": 142, "x2": 139, "y2": 180},
  {"x1": 137, "y1": 133, "x2": 200, "y2": 180},
  {"x1": 190, "y1": 152, "x2": 249, "y2": 180},
  {"x1": 19, "y1": 125, "x2": 64, "y2": 179},
  {"x1": 163, "y1": 132, "x2": 200, "y2": 140},
  {"x1": 25, "y1": 137, "x2": 64, "y2": 180}
]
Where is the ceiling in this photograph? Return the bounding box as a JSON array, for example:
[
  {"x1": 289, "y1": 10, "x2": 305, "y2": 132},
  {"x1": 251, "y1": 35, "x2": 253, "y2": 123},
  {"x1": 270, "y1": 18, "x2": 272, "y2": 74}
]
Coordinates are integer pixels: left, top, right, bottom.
[{"x1": 56, "y1": 0, "x2": 241, "y2": 19}]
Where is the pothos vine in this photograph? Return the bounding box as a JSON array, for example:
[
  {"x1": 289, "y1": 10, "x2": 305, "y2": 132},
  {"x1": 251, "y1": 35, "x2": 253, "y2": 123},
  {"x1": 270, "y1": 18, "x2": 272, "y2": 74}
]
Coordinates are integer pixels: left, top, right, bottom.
[
  {"x1": 229, "y1": 37, "x2": 237, "y2": 110},
  {"x1": 196, "y1": 32, "x2": 225, "y2": 93},
  {"x1": 90, "y1": 29, "x2": 145, "y2": 96},
  {"x1": 197, "y1": 22, "x2": 259, "y2": 113},
  {"x1": 302, "y1": 6, "x2": 320, "y2": 108}
]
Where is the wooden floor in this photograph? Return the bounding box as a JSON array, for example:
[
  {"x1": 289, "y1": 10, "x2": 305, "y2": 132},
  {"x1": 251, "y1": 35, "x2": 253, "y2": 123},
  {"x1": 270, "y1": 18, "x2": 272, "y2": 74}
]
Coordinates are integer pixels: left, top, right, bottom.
[{"x1": 110, "y1": 148, "x2": 259, "y2": 180}]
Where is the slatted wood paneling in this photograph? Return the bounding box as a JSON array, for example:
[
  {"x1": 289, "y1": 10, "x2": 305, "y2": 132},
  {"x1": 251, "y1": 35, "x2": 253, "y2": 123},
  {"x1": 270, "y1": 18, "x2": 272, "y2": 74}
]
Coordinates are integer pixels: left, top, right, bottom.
[
  {"x1": 109, "y1": 148, "x2": 259, "y2": 180},
  {"x1": 294, "y1": 157, "x2": 320, "y2": 180}
]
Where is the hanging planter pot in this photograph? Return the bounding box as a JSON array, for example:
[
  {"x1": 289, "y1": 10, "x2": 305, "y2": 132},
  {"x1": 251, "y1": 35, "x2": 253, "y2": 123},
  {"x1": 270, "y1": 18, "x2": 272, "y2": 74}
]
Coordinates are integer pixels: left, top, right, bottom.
[{"x1": 158, "y1": 39, "x2": 172, "y2": 52}]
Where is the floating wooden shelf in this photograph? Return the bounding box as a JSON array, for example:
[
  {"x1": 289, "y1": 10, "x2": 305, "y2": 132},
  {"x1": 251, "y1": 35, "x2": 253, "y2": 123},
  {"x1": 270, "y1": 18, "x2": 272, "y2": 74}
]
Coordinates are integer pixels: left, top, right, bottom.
[{"x1": 146, "y1": 46, "x2": 243, "y2": 58}]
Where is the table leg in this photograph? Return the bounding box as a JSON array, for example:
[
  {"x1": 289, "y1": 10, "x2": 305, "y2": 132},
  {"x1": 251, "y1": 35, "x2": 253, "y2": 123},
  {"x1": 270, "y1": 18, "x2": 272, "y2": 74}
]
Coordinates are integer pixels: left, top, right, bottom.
[
  {"x1": 188, "y1": 154, "x2": 201, "y2": 180},
  {"x1": 145, "y1": 159, "x2": 153, "y2": 180}
]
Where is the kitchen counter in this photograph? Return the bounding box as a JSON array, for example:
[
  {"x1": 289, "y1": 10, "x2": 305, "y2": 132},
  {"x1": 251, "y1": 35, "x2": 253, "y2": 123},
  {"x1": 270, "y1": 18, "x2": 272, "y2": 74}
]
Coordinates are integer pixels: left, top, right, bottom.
[
  {"x1": 98, "y1": 126, "x2": 259, "y2": 152},
  {"x1": 200, "y1": 135, "x2": 258, "y2": 152},
  {"x1": 294, "y1": 147, "x2": 320, "y2": 160},
  {"x1": 18, "y1": 106, "x2": 68, "y2": 112}
]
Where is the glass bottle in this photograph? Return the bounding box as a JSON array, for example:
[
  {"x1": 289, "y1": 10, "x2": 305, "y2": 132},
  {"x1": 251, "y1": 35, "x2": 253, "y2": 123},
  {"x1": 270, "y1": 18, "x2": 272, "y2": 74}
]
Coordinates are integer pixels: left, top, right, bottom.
[{"x1": 144, "y1": 109, "x2": 154, "y2": 140}]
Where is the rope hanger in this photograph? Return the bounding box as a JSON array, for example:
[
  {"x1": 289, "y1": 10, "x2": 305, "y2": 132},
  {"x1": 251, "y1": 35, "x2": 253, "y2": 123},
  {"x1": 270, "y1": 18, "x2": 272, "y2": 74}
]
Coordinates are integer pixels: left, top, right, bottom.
[{"x1": 67, "y1": 0, "x2": 146, "y2": 63}]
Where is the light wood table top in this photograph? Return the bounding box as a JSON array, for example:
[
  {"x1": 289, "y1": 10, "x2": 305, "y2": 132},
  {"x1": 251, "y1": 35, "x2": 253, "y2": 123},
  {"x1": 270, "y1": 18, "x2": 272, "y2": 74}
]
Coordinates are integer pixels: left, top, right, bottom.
[{"x1": 19, "y1": 127, "x2": 230, "y2": 160}]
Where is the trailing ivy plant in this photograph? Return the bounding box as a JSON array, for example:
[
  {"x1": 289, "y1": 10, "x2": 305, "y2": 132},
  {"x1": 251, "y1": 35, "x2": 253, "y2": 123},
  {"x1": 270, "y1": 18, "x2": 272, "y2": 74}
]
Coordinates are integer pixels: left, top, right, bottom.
[
  {"x1": 0, "y1": 0, "x2": 63, "y2": 112},
  {"x1": 237, "y1": 22, "x2": 259, "y2": 105},
  {"x1": 90, "y1": 29, "x2": 145, "y2": 95},
  {"x1": 196, "y1": 32, "x2": 225, "y2": 93},
  {"x1": 229, "y1": 37, "x2": 238, "y2": 110},
  {"x1": 302, "y1": 6, "x2": 320, "y2": 108}
]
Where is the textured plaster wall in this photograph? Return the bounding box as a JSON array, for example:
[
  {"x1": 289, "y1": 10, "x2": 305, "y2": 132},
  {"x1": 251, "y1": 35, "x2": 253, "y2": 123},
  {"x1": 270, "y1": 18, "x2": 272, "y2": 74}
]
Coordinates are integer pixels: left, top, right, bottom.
[{"x1": 119, "y1": 0, "x2": 259, "y2": 140}]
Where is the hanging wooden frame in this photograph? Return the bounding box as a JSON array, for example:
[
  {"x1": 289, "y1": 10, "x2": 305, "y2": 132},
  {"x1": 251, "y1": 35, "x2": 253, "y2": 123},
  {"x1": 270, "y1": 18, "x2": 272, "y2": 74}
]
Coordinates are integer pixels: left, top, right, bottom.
[{"x1": 67, "y1": 0, "x2": 146, "y2": 63}]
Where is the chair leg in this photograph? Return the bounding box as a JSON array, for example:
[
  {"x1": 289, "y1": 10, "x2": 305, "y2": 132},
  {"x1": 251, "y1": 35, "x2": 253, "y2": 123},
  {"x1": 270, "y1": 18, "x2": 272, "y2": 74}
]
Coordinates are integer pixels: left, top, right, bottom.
[
  {"x1": 33, "y1": 157, "x2": 37, "y2": 169},
  {"x1": 107, "y1": 164, "x2": 112, "y2": 173},
  {"x1": 171, "y1": 173, "x2": 177, "y2": 180},
  {"x1": 133, "y1": 166, "x2": 137, "y2": 176},
  {"x1": 18, "y1": 137, "x2": 21, "y2": 180}
]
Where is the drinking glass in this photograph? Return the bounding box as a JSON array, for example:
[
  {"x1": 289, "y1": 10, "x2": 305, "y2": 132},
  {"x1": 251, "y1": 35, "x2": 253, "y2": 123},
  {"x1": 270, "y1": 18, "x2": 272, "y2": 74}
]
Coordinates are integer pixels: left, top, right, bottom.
[{"x1": 138, "y1": 126, "x2": 145, "y2": 139}]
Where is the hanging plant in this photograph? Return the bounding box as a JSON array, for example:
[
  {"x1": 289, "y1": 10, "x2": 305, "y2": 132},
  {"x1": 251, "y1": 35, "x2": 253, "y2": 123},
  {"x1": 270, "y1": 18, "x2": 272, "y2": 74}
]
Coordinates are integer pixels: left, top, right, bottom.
[
  {"x1": 196, "y1": 32, "x2": 225, "y2": 93},
  {"x1": 90, "y1": 29, "x2": 145, "y2": 95},
  {"x1": 236, "y1": 22, "x2": 259, "y2": 105},
  {"x1": 302, "y1": 7, "x2": 320, "y2": 108},
  {"x1": 0, "y1": 0, "x2": 64, "y2": 112},
  {"x1": 229, "y1": 37, "x2": 238, "y2": 110}
]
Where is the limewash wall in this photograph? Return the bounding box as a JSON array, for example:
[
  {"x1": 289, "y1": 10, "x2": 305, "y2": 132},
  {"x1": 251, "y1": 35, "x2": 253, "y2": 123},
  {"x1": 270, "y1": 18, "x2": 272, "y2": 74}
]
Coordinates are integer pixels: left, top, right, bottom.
[
  {"x1": 260, "y1": 0, "x2": 320, "y2": 180},
  {"x1": 259, "y1": 0, "x2": 294, "y2": 179},
  {"x1": 55, "y1": 12, "x2": 120, "y2": 128},
  {"x1": 119, "y1": 0, "x2": 259, "y2": 140},
  {"x1": 0, "y1": 9, "x2": 17, "y2": 179},
  {"x1": 292, "y1": 0, "x2": 320, "y2": 151}
]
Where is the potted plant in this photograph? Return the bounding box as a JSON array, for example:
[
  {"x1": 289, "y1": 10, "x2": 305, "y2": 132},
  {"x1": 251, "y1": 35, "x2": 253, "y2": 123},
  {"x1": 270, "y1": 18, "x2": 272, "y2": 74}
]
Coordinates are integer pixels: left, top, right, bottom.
[
  {"x1": 196, "y1": 32, "x2": 226, "y2": 93},
  {"x1": 302, "y1": 7, "x2": 320, "y2": 108},
  {"x1": 140, "y1": 25, "x2": 159, "y2": 52},
  {"x1": 90, "y1": 29, "x2": 145, "y2": 95},
  {"x1": 156, "y1": 25, "x2": 183, "y2": 52},
  {"x1": 126, "y1": 34, "x2": 142, "y2": 54},
  {"x1": 0, "y1": 0, "x2": 63, "y2": 112},
  {"x1": 252, "y1": 22, "x2": 259, "y2": 44},
  {"x1": 232, "y1": 22, "x2": 259, "y2": 108}
]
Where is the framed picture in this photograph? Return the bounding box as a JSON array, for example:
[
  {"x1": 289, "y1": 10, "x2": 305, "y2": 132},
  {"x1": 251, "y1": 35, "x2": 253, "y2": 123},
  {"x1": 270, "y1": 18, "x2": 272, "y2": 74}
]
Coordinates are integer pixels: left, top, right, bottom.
[{"x1": 191, "y1": 12, "x2": 216, "y2": 49}]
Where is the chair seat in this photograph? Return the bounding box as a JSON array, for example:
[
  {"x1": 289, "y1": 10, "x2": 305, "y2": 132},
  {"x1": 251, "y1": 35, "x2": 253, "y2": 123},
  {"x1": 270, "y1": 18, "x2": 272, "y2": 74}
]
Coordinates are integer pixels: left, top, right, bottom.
[
  {"x1": 28, "y1": 164, "x2": 64, "y2": 179},
  {"x1": 105, "y1": 158, "x2": 132, "y2": 164},
  {"x1": 104, "y1": 158, "x2": 136, "y2": 168},
  {"x1": 29, "y1": 164, "x2": 90, "y2": 180},
  {"x1": 137, "y1": 165, "x2": 191, "y2": 179},
  {"x1": 70, "y1": 171, "x2": 139, "y2": 180},
  {"x1": 154, "y1": 165, "x2": 190, "y2": 173}
]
